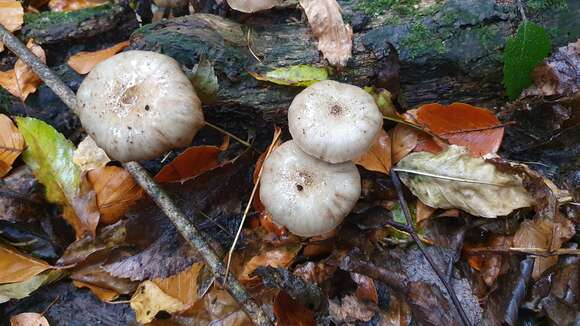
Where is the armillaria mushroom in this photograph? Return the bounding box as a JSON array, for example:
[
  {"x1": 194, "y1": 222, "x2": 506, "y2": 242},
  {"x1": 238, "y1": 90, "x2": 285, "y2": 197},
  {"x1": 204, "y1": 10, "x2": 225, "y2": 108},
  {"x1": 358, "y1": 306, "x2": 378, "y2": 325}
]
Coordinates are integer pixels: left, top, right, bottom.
[
  {"x1": 288, "y1": 80, "x2": 383, "y2": 163},
  {"x1": 259, "y1": 140, "x2": 361, "y2": 237},
  {"x1": 76, "y1": 50, "x2": 204, "y2": 162}
]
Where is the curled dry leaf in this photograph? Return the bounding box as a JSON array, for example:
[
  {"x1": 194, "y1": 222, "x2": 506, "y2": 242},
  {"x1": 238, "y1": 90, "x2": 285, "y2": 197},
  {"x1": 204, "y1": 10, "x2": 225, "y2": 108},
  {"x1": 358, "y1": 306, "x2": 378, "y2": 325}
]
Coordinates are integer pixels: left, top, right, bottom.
[
  {"x1": 0, "y1": 40, "x2": 46, "y2": 101},
  {"x1": 355, "y1": 129, "x2": 392, "y2": 174},
  {"x1": 274, "y1": 291, "x2": 316, "y2": 326},
  {"x1": 299, "y1": 0, "x2": 353, "y2": 67},
  {"x1": 396, "y1": 145, "x2": 534, "y2": 218},
  {"x1": 226, "y1": 0, "x2": 284, "y2": 13},
  {"x1": 67, "y1": 41, "x2": 129, "y2": 75},
  {"x1": 73, "y1": 136, "x2": 110, "y2": 173},
  {"x1": 0, "y1": 244, "x2": 51, "y2": 284},
  {"x1": 351, "y1": 273, "x2": 378, "y2": 304},
  {"x1": 0, "y1": 114, "x2": 25, "y2": 177},
  {"x1": 9, "y1": 312, "x2": 49, "y2": 326},
  {"x1": 130, "y1": 280, "x2": 188, "y2": 324},
  {"x1": 48, "y1": 0, "x2": 107, "y2": 12},
  {"x1": 87, "y1": 166, "x2": 142, "y2": 225}
]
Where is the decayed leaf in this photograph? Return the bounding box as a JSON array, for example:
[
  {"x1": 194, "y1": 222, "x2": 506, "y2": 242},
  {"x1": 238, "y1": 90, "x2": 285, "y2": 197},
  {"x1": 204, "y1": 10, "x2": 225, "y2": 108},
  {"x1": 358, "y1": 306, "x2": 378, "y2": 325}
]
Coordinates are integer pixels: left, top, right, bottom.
[
  {"x1": 355, "y1": 129, "x2": 391, "y2": 174},
  {"x1": 329, "y1": 294, "x2": 376, "y2": 324},
  {"x1": 190, "y1": 58, "x2": 219, "y2": 103},
  {"x1": 240, "y1": 245, "x2": 301, "y2": 281},
  {"x1": 87, "y1": 166, "x2": 142, "y2": 225},
  {"x1": 16, "y1": 117, "x2": 99, "y2": 238},
  {"x1": 0, "y1": 114, "x2": 25, "y2": 177},
  {"x1": 274, "y1": 291, "x2": 316, "y2": 326},
  {"x1": 130, "y1": 280, "x2": 189, "y2": 324},
  {"x1": 48, "y1": 0, "x2": 107, "y2": 12},
  {"x1": 73, "y1": 280, "x2": 119, "y2": 302},
  {"x1": 0, "y1": 0, "x2": 23, "y2": 33},
  {"x1": 67, "y1": 41, "x2": 129, "y2": 75},
  {"x1": 395, "y1": 145, "x2": 534, "y2": 217},
  {"x1": 10, "y1": 312, "x2": 49, "y2": 326},
  {"x1": 249, "y1": 65, "x2": 330, "y2": 87},
  {"x1": 152, "y1": 262, "x2": 204, "y2": 309},
  {"x1": 351, "y1": 273, "x2": 378, "y2": 304},
  {"x1": 226, "y1": 0, "x2": 284, "y2": 13},
  {"x1": 154, "y1": 137, "x2": 230, "y2": 183},
  {"x1": 0, "y1": 270, "x2": 63, "y2": 304},
  {"x1": 412, "y1": 103, "x2": 504, "y2": 156},
  {"x1": 0, "y1": 244, "x2": 52, "y2": 284},
  {"x1": 299, "y1": 0, "x2": 353, "y2": 67},
  {"x1": 72, "y1": 136, "x2": 110, "y2": 172},
  {"x1": 0, "y1": 40, "x2": 46, "y2": 101}
]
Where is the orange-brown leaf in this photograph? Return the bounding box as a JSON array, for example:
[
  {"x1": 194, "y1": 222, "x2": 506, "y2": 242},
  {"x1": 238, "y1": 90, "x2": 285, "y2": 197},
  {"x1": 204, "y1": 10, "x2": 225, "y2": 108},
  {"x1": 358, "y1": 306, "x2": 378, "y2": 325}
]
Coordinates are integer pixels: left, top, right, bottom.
[
  {"x1": 153, "y1": 262, "x2": 204, "y2": 309},
  {"x1": 0, "y1": 40, "x2": 45, "y2": 101},
  {"x1": 351, "y1": 273, "x2": 378, "y2": 304},
  {"x1": 390, "y1": 124, "x2": 418, "y2": 163},
  {"x1": 0, "y1": 244, "x2": 51, "y2": 283},
  {"x1": 355, "y1": 129, "x2": 391, "y2": 174},
  {"x1": 415, "y1": 103, "x2": 504, "y2": 156},
  {"x1": 73, "y1": 280, "x2": 120, "y2": 302},
  {"x1": 274, "y1": 291, "x2": 316, "y2": 326},
  {"x1": 0, "y1": 0, "x2": 23, "y2": 32},
  {"x1": 48, "y1": 0, "x2": 107, "y2": 12},
  {"x1": 9, "y1": 312, "x2": 49, "y2": 326},
  {"x1": 87, "y1": 166, "x2": 143, "y2": 225},
  {"x1": 240, "y1": 245, "x2": 301, "y2": 281},
  {"x1": 0, "y1": 114, "x2": 25, "y2": 177},
  {"x1": 415, "y1": 199, "x2": 436, "y2": 224},
  {"x1": 67, "y1": 41, "x2": 129, "y2": 74}
]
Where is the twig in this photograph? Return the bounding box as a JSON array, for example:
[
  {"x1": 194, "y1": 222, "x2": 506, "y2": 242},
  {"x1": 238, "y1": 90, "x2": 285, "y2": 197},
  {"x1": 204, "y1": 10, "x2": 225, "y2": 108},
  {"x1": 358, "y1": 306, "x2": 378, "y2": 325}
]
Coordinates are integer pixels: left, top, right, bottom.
[
  {"x1": 0, "y1": 24, "x2": 272, "y2": 326},
  {"x1": 205, "y1": 121, "x2": 252, "y2": 148},
  {"x1": 246, "y1": 28, "x2": 262, "y2": 63},
  {"x1": 516, "y1": 0, "x2": 527, "y2": 21},
  {"x1": 391, "y1": 170, "x2": 473, "y2": 326}
]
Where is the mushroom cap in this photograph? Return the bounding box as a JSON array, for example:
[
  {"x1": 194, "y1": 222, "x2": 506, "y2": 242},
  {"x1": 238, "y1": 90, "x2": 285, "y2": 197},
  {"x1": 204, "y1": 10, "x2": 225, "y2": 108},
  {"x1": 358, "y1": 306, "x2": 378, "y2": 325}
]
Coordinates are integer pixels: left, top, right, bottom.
[
  {"x1": 259, "y1": 140, "x2": 361, "y2": 237},
  {"x1": 288, "y1": 80, "x2": 383, "y2": 163},
  {"x1": 76, "y1": 50, "x2": 204, "y2": 162}
]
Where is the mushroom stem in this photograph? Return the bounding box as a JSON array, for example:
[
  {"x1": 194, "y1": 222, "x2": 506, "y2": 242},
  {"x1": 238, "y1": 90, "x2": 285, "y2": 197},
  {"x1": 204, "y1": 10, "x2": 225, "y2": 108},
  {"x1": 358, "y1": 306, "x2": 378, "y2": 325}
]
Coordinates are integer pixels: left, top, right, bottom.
[
  {"x1": 0, "y1": 25, "x2": 273, "y2": 326},
  {"x1": 205, "y1": 121, "x2": 252, "y2": 148}
]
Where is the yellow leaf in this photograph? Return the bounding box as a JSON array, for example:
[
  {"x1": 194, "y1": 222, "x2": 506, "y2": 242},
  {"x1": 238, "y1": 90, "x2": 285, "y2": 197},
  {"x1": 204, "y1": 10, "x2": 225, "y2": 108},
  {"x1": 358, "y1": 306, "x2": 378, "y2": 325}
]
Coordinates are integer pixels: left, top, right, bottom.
[
  {"x1": 355, "y1": 129, "x2": 391, "y2": 174},
  {"x1": 131, "y1": 281, "x2": 188, "y2": 324},
  {"x1": 67, "y1": 41, "x2": 129, "y2": 74},
  {"x1": 0, "y1": 244, "x2": 51, "y2": 284},
  {"x1": 0, "y1": 114, "x2": 25, "y2": 177}
]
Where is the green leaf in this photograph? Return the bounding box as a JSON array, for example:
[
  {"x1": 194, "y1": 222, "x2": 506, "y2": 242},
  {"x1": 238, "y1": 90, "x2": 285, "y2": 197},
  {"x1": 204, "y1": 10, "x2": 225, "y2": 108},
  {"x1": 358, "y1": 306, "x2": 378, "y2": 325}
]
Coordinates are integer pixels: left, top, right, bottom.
[
  {"x1": 15, "y1": 117, "x2": 80, "y2": 204},
  {"x1": 249, "y1": 65, "x2": 331, "y2": 87},
  {"x1": 189, "y1": 58, "x2": 219, "y2": 103},
  {"x1": 503, "y1": 21, "x2": 551, "y2": 100},
  {"x1": 0, "y1": 270, "x2": 64, "y2": 303}
]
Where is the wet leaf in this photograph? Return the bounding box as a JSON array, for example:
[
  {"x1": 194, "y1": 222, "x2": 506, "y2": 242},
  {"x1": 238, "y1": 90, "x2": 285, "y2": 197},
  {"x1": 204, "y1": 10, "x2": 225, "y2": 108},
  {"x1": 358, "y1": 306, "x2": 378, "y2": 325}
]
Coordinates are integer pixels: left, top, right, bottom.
[
  {"x1": 67, "y1": 41, "x2": 129, "y2": 74},
  {"x1": 70, "y1": 260, "x2": 136, "y2": 299},
  {"x1": 190, "y1": 58, "x2": 219, "y2": 103},
  {"x1": 0, "y1": 244, "x2": 52, "y2": 284},
  {"x1": 0, "y1": 0, "x2": 23, "y2": 33},
  {"x1": 0, "y1": 270, "x2": 63, "y2": 304},
  {"x1": 414, "y1": 103, "x2": 504, "y2": 156},
  {"x1": 226, "y1": 0, "x2": 284, "y2": 13},
  {"x1": 87, "y1": 166, "x2": 142, "y2": 225},
  {"x1": 395, "y1": 145, "x2": 534, "y2": 218},
  {"x1": 299, "y1": 0, "x2": 353, "y2": 67},
  {"x1": 130, "y1": 280, "x2": 188, "y2": 324},
  {"x1": 73, "y1": 280, "x2": 119, "y2": 302},
  {"x1": 351, "y1": 272, "x2": 378, "y2": 304},
  {"x1": 390, "y1": 124, "x2": 418, "y2": 164},
  {"x1": 72, "y1": 136, "x2": 110, "y2": 173},
  {"x1": 0, "y1": 40, "x2": 46, "y2": 101},
  {"x1": 355, "y1": 129, "x2": 391, "y2": 174},
  {"x1": 249, "y1": 65, "x2": 330, "y2": 87},
  {"x1": 10, "y1": 312, "x2": 49, "y2": 326},
  {"x1": 503, "y1": 21, "x2": 551, "y2": 100},
  {"x1": 0, "y1": 114, "x2": 25, "y2": 177},
  {"x1": 48, "y1": 0, "x2": 107, "y2": 12},
  {"x1": 274, "y1": 291, "x2": 316, "y2": 326},
  {"x1": 240, "y1": 245, "x2": 301, "y2": 281}
]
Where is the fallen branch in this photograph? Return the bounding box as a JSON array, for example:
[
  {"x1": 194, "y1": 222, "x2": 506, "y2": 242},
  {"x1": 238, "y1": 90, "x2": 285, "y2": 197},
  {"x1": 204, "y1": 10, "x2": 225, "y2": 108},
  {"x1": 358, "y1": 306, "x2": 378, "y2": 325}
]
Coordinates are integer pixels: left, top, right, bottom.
[{"x1": 0, "y1": 25, "x2": 272, "y2": 326}]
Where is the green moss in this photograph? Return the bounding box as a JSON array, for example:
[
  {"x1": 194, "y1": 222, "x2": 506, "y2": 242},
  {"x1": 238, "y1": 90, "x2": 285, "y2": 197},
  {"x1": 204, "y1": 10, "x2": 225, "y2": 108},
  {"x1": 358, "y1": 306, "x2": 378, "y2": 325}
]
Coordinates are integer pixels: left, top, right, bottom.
[
  {"x1": 473, "y1": 25, "x2": 500, "y2": 49},
  {"x1": 526, "y1": 0, "x2": 567, "y2": 11},
  {"x1": 355, "y1": 0, "x2": 420, "y2": 16},
  {"x1": 24, "y1": 3, "x2": 113, "y2": 29},
  {"x1": 400, "y1": 22, "x2": 446, "y2": 59}
]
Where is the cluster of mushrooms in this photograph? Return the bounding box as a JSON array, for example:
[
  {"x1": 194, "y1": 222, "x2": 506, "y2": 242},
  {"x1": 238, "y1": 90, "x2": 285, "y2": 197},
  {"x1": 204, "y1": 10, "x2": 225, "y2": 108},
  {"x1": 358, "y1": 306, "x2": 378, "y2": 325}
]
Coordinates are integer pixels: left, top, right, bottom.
[{"x1": 75, "y1": 50, "x2": 383, "y2": 238}]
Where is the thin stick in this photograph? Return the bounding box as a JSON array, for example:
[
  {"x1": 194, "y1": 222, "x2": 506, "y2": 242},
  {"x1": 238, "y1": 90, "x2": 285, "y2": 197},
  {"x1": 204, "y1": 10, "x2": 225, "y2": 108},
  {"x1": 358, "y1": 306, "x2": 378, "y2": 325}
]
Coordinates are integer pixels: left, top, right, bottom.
[
  {"x1": 391, "y1": 170, "x2": 473, "y2": 326},
  {"x1": 205, "y1": 121, "x2": 252, "y2": 148},
  {"x1": 0, "y1": 25, "x2": 272, "y2": 326}
]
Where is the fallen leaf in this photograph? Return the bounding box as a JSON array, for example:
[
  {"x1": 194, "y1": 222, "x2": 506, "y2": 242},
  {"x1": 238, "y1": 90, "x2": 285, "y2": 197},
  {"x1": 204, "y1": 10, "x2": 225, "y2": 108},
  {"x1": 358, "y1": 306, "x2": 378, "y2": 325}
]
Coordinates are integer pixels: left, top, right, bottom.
[
  {"x1": 190, "y1": 58, "x2": 219, "y2": 103},
  {"x1": 67, "y1": 41, "x2": 129, "y2": 74},
  {"x1": 329, "y1": 294, "x2": 375, "y2": 324},
  {"x1": 10, "y1": 312, "x2": 49, "y2": 326},
  {"x1": 0, "y1": 114, "x2": 25, "y2": 177},
  {"x1": 274, "y1": 291, "x2": 316, "y2": 326},
  {"x1": 240, "y1": 245, "x2": 301, "y2": 281},
  {"x1": 415, "y1": 199, "x2": 436, "y2": 224},
  {"x1": 249, "y1": 65, "x2": 331, "y2": 87},
  {"x1": 73, "y1": 280, "x2": 119, "y2": 302},
  {"x1": 413, "y1": 129, "x2": 444, "y2": 154},
  {"x1": 395, "y1": 145, "x2": 534, "y2": 217},
  {"x1": 299, "y1": 0, "x2": 353, "y2": 67},
  {"x1": 351, "y1": 272, "x2": 378, "y2": 304},
  {"x1": 16, "y1": 117, "x2": 99, "y2": 238},
  {"x1": 48, "y1": 0, "x2": 107, "y2": 12},
  {"x1": 0, "y1": 40, "x2": 46, "y2": 101},
  {"x1": 365, "y1": 87, "x2": 398, "y2": 118},
  {"x1": 152, "y1": 262, "x2": 204, "y2": 309},
  {"x1": 503, "y1": 21, "x2": 551, "y2": 100},
  {"x1": 70, "y1": 260, "x2": 136, "y2": 299},
  {"x1": 355, "y1": 129, "x2": 391, "y2": 174},
  {"x1": 73, "y1": 136, "x2": 110, "y2": 173},
  {"x1": 413, "y1": 103, "x2": 504, "y2": 156},
  {"x1": 130, "y1": 280, "x2": 189, "y2": 324},
  {"x1": 87, "y1": 166, "x2": 142, "y2": 225},
  {"x1": 154, "y1": 137, "x2": 230, "y2": 183},
  {"x1": 390, "y1": 124, "x2": 418, "y2": 163},
  {"x1": 0, "y1": 0, "x2": 23, "y2": 32},
  {"x1": 0, "y1": 270, "x2": 63, "y2": 303},
  {"x1": 0, "y1": 244, "x2": 52, "y2": 284},
  {"x1": 226, "y1": 0, "x2": 283, "y2": 13}
]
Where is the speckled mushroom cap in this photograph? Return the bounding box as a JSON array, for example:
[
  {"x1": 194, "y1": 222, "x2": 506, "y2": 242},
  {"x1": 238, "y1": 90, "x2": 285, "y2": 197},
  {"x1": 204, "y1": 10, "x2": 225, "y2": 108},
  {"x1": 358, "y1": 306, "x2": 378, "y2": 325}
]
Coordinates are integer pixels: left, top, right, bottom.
[
  {"x1": 259, "y1": 140, "x2": 361, "y2": 237},
  {"x1": 288, "y1": 80, "x2": 383, "y2": 163},
  {"x1": 76, "y1": 50, "x2": 204, "y2": 162}
]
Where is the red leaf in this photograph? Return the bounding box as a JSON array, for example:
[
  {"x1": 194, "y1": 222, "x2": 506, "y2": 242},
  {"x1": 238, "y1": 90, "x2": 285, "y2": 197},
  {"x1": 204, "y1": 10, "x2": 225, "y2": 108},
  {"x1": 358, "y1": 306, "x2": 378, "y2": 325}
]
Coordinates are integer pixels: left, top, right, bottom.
[{"x1": 274, "y1": 291, "x2": 316, "y2": 326}]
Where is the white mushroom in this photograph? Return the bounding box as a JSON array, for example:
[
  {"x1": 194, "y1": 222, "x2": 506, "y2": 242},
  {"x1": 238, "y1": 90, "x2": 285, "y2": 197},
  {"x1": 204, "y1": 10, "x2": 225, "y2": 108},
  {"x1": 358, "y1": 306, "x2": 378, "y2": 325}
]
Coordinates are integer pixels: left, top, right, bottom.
[
  {"x1": 259, "y1": 140, "x2": 361, "y2": 237},
  {"x1": 76, "y1": 50, "x2": 204, "y2": 162},
  {"x1": 288, "y1": 80, "x2": 383, "y2": 163}
]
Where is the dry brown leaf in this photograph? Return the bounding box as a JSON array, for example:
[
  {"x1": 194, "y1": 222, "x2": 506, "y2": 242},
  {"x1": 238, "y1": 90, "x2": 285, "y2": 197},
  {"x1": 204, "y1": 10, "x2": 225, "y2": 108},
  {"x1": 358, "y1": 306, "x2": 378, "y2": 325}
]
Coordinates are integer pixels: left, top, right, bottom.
[
  {"x1": 87, "y1": 166, "x2": 143, "y2": 225},
  {"x1": 73, "y1": 136, "x2": 110, "y2": 172},
  {"x1": 240, "y1": 245, "x2": 301, "y2": 281},
  {"x1": 48, "y1": 0, "x2": 107, "y2": 12},
  {"x1": 10, "y1": 312, "x2": 49, "y2": 326},
  {"x1": 131, "y1": 280, "x2": 189, "y2": 324},
  {"x1": 329, "y1": 294, "x2": 376, "y2": 324},
  {"x1": 73, "y1": 280, "x2": 119, "y2": 302},
  {"x1": 299, "y1": 0, "x2": 353, "y2": 67},
  {"x1": 0, "y1": 40, "x2": 46, "y2": 101},
  {"x1": 415, "y1": 199, "x2": 436, "y2": 224},
  {"x1": 0, "y1": 114, "x2": 25, "y2": 177},
  {"x1": 226, "y1": 0, "x2": 283, "y2": 13},
  {"x1": 355, "y1": 129, "x2": 391, "y2": 174},
  {"x1": 351, "y1": 273, "x2": 378, "y2": 304},
  {"x1": 390, "y1": 124, "x2": 418, "y2": 164},
  {"x1": 67, "y1": 41, "x2": 129, "y2": 74},
  {"x1": 0, "y1": 0, "x2": 23, "y2": 32},
  {"x1": 0, "y1": 244, "x2": 52, "y2": 284},
  {"x1": 153, "y1": 262, "x2": 204, "y2": 309},
  {"x1": 62, "y1": 172, "x2": 100, "y2": 239},
  {"x1": 273, "y1": 291, "x2": 316, "y2": 326}
]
